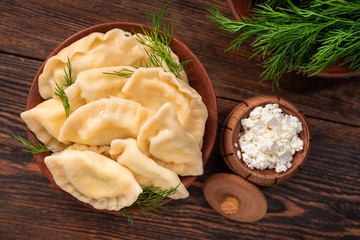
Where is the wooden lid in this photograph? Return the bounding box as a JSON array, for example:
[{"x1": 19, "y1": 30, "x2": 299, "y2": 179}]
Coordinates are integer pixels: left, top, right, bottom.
[{"x1": 203, "y1": 173, "x2": 267, "y2": 222}]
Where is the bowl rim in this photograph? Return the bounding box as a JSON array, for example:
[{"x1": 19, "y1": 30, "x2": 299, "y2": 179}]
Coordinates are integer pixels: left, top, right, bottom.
[
  {"x1": 226, "y1": 0, "x2": 359, "y2": 78},
  {"x1": 26, "y1": 21, "x2": 218, "y2": 213},
  {"x1": 220, "y1": 95, "x2": 311, "y2": 186}
]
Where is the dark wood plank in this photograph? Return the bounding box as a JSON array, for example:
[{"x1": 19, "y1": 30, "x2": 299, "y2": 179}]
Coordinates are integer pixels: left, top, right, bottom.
[
  {"x1": 1, "y1": 1, "x2": 360, "y2": 239},
  {"x1": 0, "y1": 54, "x2": 41, "y2": 147},
  {"x1": 1, "y1": 0, "x2": 359, "y2": 126},
  {"x1": 0, "y1": 0, "x2": 222, "y2": 59}
]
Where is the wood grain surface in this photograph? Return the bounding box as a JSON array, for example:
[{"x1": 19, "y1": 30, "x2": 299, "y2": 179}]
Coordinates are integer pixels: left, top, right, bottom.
[{"x1": 1, "y1": 0, "x2": 359, "y2": 239}]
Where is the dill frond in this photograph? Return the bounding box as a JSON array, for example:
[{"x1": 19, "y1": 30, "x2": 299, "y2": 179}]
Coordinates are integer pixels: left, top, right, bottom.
[
  {"x1": 11, "y1": 133, "x2": 52, "y2": 154},
  {"x1": 55, "y1": 81, "x2": 70, "y2": 117},
  {"x1": 103, "y1": 68, "x2": 134, "y2": 78},
  {"x1": 63, "y1": 57, "x2": 73, "y2": 87},
  {"x1": 122, "y1": 184, "x2": 179, "y2": 224},
  {"x1": 135, "y1": 4, "x2": 194, "y2": 79},
  {"x1": 55, "y1": 57, "x2": 73, "y2": 117}
]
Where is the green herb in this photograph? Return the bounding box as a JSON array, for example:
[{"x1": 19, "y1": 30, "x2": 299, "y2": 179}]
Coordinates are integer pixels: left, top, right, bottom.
[
  {"x1": 103, "y1": 68, "x2": 134, "y2": 78},
  {"x1": 11, "y1": 133, "x2": 52, "y2": 154},
  {"x1": 135, "y1": 4, "x2": 194, "y2": 79},
  {"x1": 307, "y1": 23, "x2": 360, "y2": 76},
  {"x1": 55, "y1": 81, "x2": 70, "y2": 117},
  {"x1": 206, "y1": 0, "x2": 360, "y2": 87},
  {"x1": 63, "y1": 57, "x2": 73, "y2": 87},
  {"x1": 123, "y1": 184, "x2": 179, "y2": 224},
  {"x1": 55, "y1": 57, "x2": 73, "y2": 117}
]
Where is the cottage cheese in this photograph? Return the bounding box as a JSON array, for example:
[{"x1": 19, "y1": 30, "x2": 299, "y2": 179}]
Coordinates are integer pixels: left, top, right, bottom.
[{"x1": 236, "y1": 104, "x2": 303, "y2": 173}]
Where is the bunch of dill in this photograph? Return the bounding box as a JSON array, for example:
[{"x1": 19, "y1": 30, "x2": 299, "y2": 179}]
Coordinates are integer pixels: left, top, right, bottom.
[{"x1": 206, "y1": 0, "x2": 360, "y2": 87}]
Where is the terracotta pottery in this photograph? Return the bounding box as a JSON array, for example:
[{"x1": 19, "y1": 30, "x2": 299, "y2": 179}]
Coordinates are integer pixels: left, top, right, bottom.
[
  {"x1": 220, "y1": 95, "x2": 311, "y2": 186},
  {"x1": 203, "y1": 173, "x2": 267, "y2": 222},
  {"x1": 226, "y1": 0, "x2": 359, "y2": 78},
  {"x1": 26, "y1": 22, "x2": 218, "y2": 213},
  {"x1": 227, "y1": 0, "x2": 253, "y2": 20}
]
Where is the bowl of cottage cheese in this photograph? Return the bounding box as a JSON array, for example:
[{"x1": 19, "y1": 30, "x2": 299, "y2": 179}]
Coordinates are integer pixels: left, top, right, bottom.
[{"x1": 220, "y1": 95, "x2": 311, "y2": 186}]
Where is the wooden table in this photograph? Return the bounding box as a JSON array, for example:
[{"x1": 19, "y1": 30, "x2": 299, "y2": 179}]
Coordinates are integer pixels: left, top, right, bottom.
[{"x1": 1, "y1": 1, "x2": 359, "y2": 239}]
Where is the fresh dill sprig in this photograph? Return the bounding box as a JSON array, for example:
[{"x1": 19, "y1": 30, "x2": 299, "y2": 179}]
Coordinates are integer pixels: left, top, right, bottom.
[
  {"x1": 306, "y1": 20, "x2": 360, "y2": 76},
  {"x1": 55, "y1": 81, "x2": 70, "y2": 117},
  {"x1": 135, "y1": 4, "x2": 193, "y2": 79},
  {"x1": 103, "y1": 68, "x2": 134, "y2": 78},
  {"x1": 63, "y1": 57, "x2": 73, "y2": 87},
  {"x1": 11, "y1": 133, "x2": 52, "y2": 154},
  {"x1": 55, "y1": 57, "x2": 73, "y2": 117},
  {"x1": 206, "y1": 0, "x2": 360, "y2": 86},
  {"x1": 122, "y1": 184, "x2": 180, "y2": 224}
]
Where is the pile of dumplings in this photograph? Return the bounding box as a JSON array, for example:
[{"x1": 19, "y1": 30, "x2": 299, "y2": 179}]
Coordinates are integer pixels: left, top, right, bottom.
[{"x1": 21, "y1": 28, "x2": 208, "y2": 211}]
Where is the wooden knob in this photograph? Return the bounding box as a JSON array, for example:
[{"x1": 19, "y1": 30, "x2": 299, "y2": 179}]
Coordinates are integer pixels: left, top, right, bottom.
[
  {"x1": 220, "y1": 196, "x2": 239, "y2": 215},
  {"x1": 203, "y1": 173, "x2": 267, "y2": 222}
]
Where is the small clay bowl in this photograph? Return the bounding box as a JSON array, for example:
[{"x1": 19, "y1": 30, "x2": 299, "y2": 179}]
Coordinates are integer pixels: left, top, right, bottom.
[
  {"x1": 226, "y1": 0, "x2": 359, "y2": 78},
  {"x1": 220, "y1": 95, "x2": 311, "y2": 186},
  {"x1": 26, "y1": 22, "x2": 218, "y2": 212},
  {"x1": 227, "y1": 0, "x2": 254, "y2": 20}
]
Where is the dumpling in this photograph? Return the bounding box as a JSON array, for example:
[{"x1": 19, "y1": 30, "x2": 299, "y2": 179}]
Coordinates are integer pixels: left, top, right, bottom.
[
  {"x1": 66, "y1": 66, "x2": 135, "y2": 112},
  {"x1": 58, "y1": 97, "x2": 150, "y2": 145},
  {"x1": 66, "y1": 143, "x2": 111, "y2": 158},
  {"x1": 110, "y1": 138, "x2": 189, "y2": 199},
  {"x1": 20, "y1": 98, "x2": 70, "y2": 152},
  {"x1": 38, "y1": 29, "x2": 147, "y2": 99},
  {"x1": 122, "y1": 67, "x2": 208, "y2": 145},
  {"x1": 137, "y1": 103, "x2": 203, "y2": 176},
  {"x1": 45, "y1": 149, "x2": 142, "y2": 211}
]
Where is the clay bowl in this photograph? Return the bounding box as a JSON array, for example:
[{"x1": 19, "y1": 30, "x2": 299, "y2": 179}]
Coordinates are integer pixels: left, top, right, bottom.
[
  {"x1": 26, "y1": 22, "x2": 218, "y2": 212},
  {"x1": 220, "y1": 95, "x2": 311, "y2": 186},
  {"x1": 226, "y1": 0, "x2": 359, "y2": 78},
  {"x1": 227, "y1": 0, "x2": 254, "y2": 20}
]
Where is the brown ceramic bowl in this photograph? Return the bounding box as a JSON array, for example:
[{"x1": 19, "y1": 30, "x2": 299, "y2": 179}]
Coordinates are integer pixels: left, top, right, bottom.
[
  {"x1": 227, "y1": 0, "x2": 254, "y2": 20},
  {"x1": 226, "y1": 0, "x2": 359, "y2": 78},
  {"x1": 26, "y1": 22, "x2": 218, "y2": 212},
  {"x1": 220, "y1": 95, "x2": 311, "y2": 186}
]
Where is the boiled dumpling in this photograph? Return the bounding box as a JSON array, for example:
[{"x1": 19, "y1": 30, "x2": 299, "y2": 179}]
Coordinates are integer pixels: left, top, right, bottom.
[
  {"x1": 58, "y1": 97, "x2": 150, "y2": 145},
  {"x1": 137, "y1": 103, "x2": 203, "y2": 176},
  {"x1": 66, "y1": 143, "x2": 111, "y2": 158},
  {"x1": 38, "y1": 29, "x2": 147, "y2": 99},
  {"x1": 66, "y1": 66, "x2": 135, "y2": 112},
  {"x1": 122, "y1": 67, "x2": 207, "y2": 145},
  {"x1": 110, "y1": 138, "x2": 189, "y2": 199},
  {"x1": 21, "y1": 98, "x2": 70, "y2": 152},
  {"x1": 45, "y1": 149, "x2": 142, "y2": 211}
]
